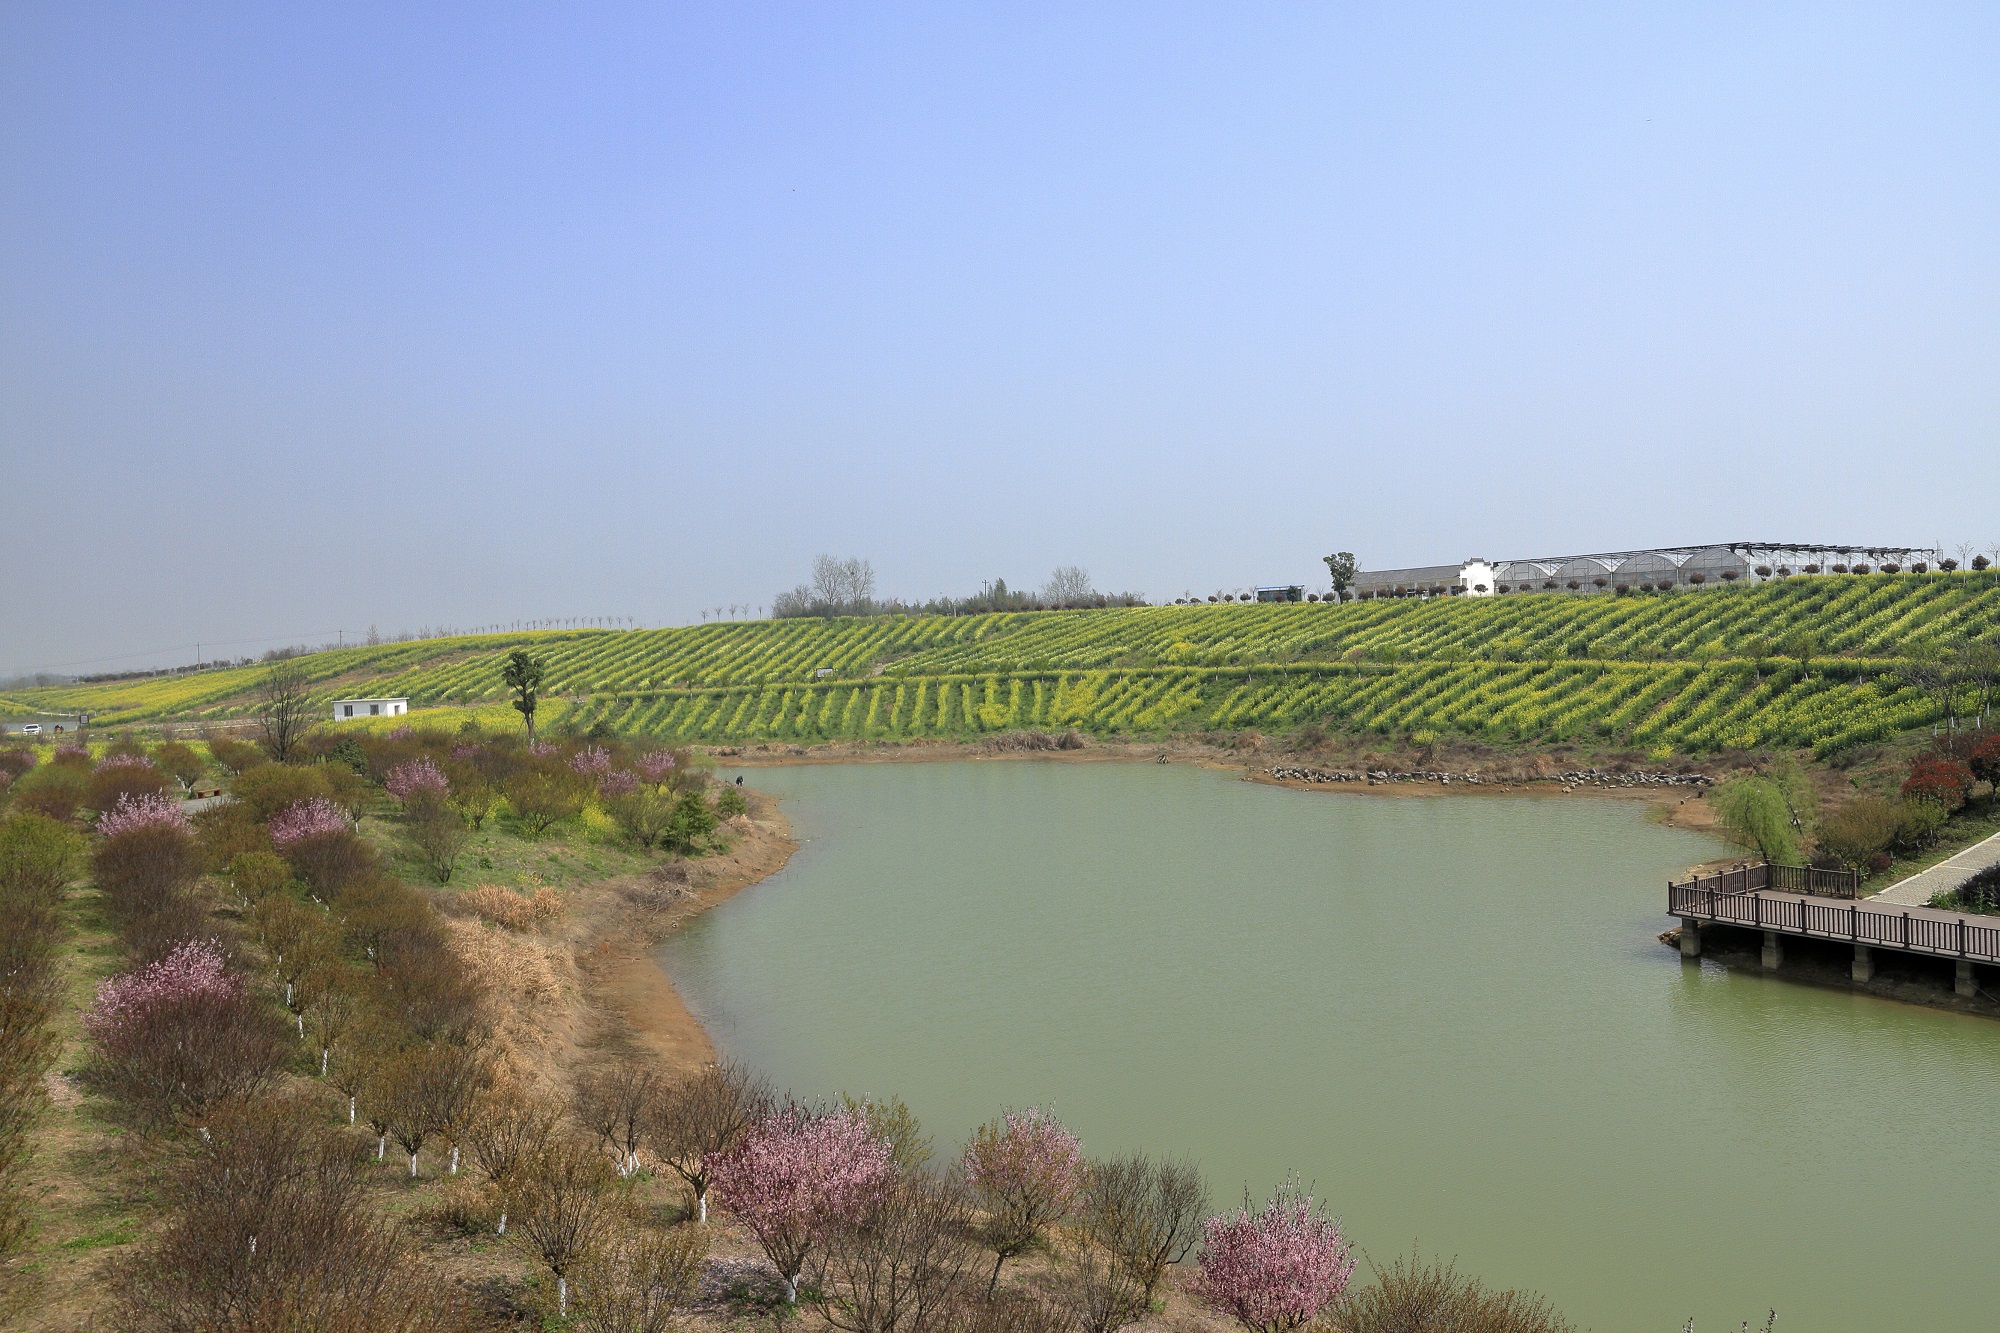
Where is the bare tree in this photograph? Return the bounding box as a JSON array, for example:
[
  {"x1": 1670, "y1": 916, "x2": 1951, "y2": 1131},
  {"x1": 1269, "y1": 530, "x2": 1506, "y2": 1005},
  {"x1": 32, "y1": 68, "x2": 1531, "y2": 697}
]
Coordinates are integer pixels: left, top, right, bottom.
[
  {"x1": 1054, "y1": 1227, "x2": 1147, "y2": 1333},
  {"x1": 809, "y1": 1174, "x2": 984, "y2": 1333},
  {"x1": 1081, "y1": 1153, "x2": 1206, "y2": 1303},
  {"x1": 575, "y1": 1060, "x2": 660, "y2": 1177},
  {"x1": 569, "y1": 1221, "x2": 709, "y2": 1333},
  {"x1": 469, "y1": 1088, "x2": 563, "y2": 1236},
  {"x1": 258, "y1": 660, "x2": 316, "y2": 762},
  {"x1": 644, "y1": 1061, "x2": 768, "y2": 1223},
  {"x1": 1042, "y1": 566, "x2": 1094, "y2": 607},
  {"x1": 812, "y1": 555, "x2": 878, "y2": 610},
  {"x1": 518, "y1": 1134, "x2": 620, "y2": 1317}
]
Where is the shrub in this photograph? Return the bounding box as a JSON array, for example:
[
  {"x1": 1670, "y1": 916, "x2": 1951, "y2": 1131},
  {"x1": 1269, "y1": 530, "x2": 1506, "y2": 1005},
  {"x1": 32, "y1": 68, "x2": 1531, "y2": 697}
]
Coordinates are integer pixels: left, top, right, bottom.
[
  {"x1": 385, "y1": 758, "x2": 451, "y2": 816},
  {"x1": 1969, "y1": 732, "x2": 2000, "y2": 786},
  {"x1": 231, "y1": 763, "x2": 336, "y2": 823},
  {"x1": 0, "y1": 750, "x2": 33, "y2": 783},
  {"x1": 1083, "y1": 1152, "x2": 1208, "y2": 1302},
  {"x1": 1710, "y1": 776, "x2": 1802, "y2": 866},
  {"x1": 9, "y1": 763, "x2": 87, "y2": 822},
  {"x1": 204, "y1": 735, "x2": 266, "y2": 775},
  {"x1": 107, "y1": 1096, "x2": 486, "y2": 1332},
  {"x1": 405, "y1": 807, "x2": 472, "y2": 884},
  {"x1": 228, "y1": 850, "x2": 294, "y2": 907},
  {"x1": 504, "y1": 769, "x2": 587, "y2": 836},
  {"x1": 152, "y1": 741, "x2": 207, "y2": 792},
  {"x1": 1328, "y1": 1249, "x2": 1575, "y2": 1333},
  {"x1": 193, "y1": 800, "x2": 273, "y2": 870},
  {"x1": 568, "y1": 1222, "x2": 709, "y2": 1333},
  {"x1": 1816, "y1": 797, "x2": 1903, "y2": 871},
  {"x1": 87, "y1": 755, "x2": 173, "y2": 813},
  {"x1": 0, "y1": 812, "x2": 84, "y2": 904}
]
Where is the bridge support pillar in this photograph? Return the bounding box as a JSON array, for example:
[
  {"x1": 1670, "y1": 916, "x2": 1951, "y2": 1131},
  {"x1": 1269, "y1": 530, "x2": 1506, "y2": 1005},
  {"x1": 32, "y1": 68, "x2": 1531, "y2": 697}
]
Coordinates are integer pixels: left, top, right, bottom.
[
  {"x1": 1761, "y1": 931, "x2": 1783, "y2": 972},
  {"x1": 1852, "y1": 944, "x2": 1873, "y2": 984},
  {"x1": 1957, "y1": 960, "x2": 1977, "y2": 999},
  {"x1": 1679, "y1": 919, "x2": 1700, "y2": 959}
]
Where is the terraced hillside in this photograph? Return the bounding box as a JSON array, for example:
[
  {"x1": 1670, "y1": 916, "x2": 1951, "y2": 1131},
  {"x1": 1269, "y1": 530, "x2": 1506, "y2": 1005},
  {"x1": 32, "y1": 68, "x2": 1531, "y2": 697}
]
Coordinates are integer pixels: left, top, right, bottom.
[{"x1": 10, "y1": 572, "x2": 1999, "y2": 756}]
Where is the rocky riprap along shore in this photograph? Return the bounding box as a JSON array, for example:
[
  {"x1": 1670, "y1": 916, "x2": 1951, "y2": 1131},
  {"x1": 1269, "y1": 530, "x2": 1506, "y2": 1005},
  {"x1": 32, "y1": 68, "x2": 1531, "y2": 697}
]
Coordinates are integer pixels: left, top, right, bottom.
[{"x1": 1268, "y1": 765, "x2": 1711, "y2": 789}]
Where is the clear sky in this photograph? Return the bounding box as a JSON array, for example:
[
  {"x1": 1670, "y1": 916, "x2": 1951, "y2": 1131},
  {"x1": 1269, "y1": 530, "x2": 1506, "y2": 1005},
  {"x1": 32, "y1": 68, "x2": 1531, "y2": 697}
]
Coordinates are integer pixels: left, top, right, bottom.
[{"x1": 4, "y1": 3, "x2": 1996, "y2": 675}]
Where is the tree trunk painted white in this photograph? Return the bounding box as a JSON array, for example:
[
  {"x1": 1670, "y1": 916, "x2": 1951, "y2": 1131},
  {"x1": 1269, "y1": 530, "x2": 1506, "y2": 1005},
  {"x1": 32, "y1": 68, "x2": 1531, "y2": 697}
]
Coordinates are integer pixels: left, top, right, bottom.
[
  {"x1": 557, "y1": 1276, "x2": 568, "y2": 1317},
  {"x1": 449, "y1": 1145, "x2": 459, "y2": 1174},
  {"x1": 377, "y1": 1134, "x2": 386, "y2": 1160},
  {"x1": 321, "y1": 1048, "x2": 329, "y2": 1076},
  {"x1": 496, "y1": 1209, "x2": 507, "y2": 1235},
  {"x1": 409, "y1": 1153, "x2": 419, "y2": 1177},
  {"x1": 347, "y1": 1094, "x2": 355, "y2": 1124},
  {"x1": 783, "y1": 1271, "x2": 799, "y2": 1304}
]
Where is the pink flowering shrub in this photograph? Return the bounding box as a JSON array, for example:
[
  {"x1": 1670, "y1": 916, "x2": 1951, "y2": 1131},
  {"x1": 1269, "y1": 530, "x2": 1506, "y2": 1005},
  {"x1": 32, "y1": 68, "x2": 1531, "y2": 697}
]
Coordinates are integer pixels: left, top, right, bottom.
[
  {"x1": 85, "y1": 937, "x2": 239, "y2": 1039},
  {"x1": 528, "y1": 740, "x2": 558, "y2": 758},
  {"x1": 388, "y1": 725, "x2": 415, "y2": 740},
  {"x1": 95, "y1": 753, "x2": 155, "y2": 774},
  {"x1": 269, "y1": 797, "x2": 370, "y2": 895},
  {"x1": 1197, "y1": 1179, "x2": 1355, "y2": 1332},
  {"x1": 634, "y1": 751, "x2": 677, "y2": 786},
  {"x1": 384, "y1": 758, "x2": 451, "y2": 802},
  {"x1": 707, "y1": 1105, "x2": 895, "y2": 1302},
  {"x1": 451, "y1": 742, "x2": 482, "y2": 760},
  {"x1": 83, "y1": 937, "x2": 285, "y2": 1129},
  {"x1": 88, "y1": 753, "x2": 173, "y2": 811},
  {"x1": 963, "y1": 1107, "x2": 1085, "y2": 1287},
  {"x1": 598, "y1": 768, "x2": 639, "y2": 797},
  {"x1": 97, "y1": 791, "x2": 192, "y2": 838},
  {"x1": 570, "y1": 745, "x2": 612, "y2": 777},
  {"x1": 269, "y1": 797, "x2": 350, "y2": 846}
]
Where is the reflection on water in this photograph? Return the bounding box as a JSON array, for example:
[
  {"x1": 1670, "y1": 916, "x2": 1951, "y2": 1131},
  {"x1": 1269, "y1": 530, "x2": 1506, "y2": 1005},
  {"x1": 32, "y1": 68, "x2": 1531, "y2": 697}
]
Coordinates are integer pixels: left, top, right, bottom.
[{"x1": 660, "y1": 761, "x2": 2000, "y2": 1332}]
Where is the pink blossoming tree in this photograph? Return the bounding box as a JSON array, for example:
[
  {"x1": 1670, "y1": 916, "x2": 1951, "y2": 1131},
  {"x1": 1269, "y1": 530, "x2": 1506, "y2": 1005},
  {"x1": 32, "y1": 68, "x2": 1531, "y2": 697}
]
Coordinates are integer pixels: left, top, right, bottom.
[
  {"x1": 269, "y1": 797, "x2": 369, "y2": 895},
  {"x1": 597, "y1": 768, "x2": 639, "y2": 798},
  {"x1": 85, "y1": 937, "x2": 239, "y2": 1038},
  {"x1": 1196, "y1": 1178, "x2": 1355, "y2": 1332},
  {"x1": 706, "y1": 1105, "x2": 896, "y2": 1303},
  {"x1": 269, "y1": 797, "x2": 351, "y2": 846},
  {"x1": 570, "y1": 745, "x2": 612, "y2": 777},
  {"x1": 963, "y1": 1107, "x2": 1086, "y2": 1291},
  {"x1": 96, "y1": 791, "x2": 192, "y2": 838},
  {"x1": 634, "y1": 751, "x2": 677, "y2": 787},
  {"x1": 384, "y1": 757, "x2": 450, "y2": 803}
]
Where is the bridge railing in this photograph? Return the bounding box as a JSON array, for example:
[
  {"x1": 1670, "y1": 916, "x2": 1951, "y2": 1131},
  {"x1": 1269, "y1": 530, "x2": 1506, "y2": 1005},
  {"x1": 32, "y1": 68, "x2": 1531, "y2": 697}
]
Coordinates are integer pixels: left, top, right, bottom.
[
  {"x1": 1673, "y1": 862, "x2": 1860, "y2": 900},
  {"x1": 1668, "y1": 885, "x2": 2000, "y2": 965}
]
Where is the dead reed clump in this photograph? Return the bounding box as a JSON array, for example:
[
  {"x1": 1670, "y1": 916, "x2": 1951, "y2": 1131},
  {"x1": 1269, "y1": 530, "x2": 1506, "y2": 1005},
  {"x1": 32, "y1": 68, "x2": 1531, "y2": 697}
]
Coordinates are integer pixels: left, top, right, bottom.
[
  {"x1": 462, "y1": 883, "x2": 565, "y2": 931},
  {"x1": 410, "y1": 1176, "x2": 497, "y2": 1236}
]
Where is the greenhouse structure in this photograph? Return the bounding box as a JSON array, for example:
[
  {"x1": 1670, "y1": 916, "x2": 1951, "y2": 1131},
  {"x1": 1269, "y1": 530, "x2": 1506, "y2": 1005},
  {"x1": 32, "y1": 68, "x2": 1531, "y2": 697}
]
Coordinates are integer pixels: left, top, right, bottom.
[{"x1": 1343, "y1": 543, "x2": 1939, "y2": 600}]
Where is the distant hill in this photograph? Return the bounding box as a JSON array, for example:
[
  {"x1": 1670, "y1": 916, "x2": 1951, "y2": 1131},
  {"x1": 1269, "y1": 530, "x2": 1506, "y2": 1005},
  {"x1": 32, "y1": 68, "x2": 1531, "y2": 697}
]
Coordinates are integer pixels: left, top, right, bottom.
[{"x1": 8, "y1": 573, "x2": 1998, "y2": 757}]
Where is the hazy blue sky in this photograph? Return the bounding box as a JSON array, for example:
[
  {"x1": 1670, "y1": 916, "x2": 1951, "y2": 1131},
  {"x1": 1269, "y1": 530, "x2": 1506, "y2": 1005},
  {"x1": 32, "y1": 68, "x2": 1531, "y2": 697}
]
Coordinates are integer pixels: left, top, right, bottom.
[{"x1": 4, "y1": 3, "x2": 1996, "y2": 675}]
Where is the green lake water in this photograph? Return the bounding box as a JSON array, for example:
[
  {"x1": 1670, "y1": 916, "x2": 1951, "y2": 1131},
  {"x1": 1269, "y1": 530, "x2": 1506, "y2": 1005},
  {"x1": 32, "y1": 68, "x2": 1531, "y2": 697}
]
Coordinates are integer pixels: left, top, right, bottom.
[{"x1": 659, "y1": 760, "x2": 2000, "y2": 1331}]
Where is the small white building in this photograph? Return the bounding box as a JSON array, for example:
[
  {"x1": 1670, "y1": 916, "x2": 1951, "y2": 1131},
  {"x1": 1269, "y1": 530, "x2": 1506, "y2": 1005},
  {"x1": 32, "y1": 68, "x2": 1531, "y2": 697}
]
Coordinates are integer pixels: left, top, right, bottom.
[{"x1": 331, "y1": 697, "x2": 408, "y2": 721}]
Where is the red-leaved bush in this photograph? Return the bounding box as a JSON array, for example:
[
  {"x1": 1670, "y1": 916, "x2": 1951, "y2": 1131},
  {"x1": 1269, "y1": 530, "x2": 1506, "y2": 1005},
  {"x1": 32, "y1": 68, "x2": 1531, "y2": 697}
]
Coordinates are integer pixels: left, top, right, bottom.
[
  {"x1": 1197, "y1": 1178, "x2": 1355, "y2": 1332},
  {"x1": 707, "y1": 1105, "x2": 895, "y2": 1302},
  {"x1": 1903, "y1": 755, "x2": 1975, "y2": 812}
]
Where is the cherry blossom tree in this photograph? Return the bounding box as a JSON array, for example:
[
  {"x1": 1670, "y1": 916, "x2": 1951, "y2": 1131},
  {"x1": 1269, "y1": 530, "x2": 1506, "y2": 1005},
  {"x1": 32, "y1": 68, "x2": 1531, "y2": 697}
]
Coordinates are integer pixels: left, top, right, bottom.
[
  {"x1": 571, "y1": 746, "x2": 613, "y2": 777},
  {"x1": 597, "y1": 768, "x2": 639, "y2": 798},
  {"x1": 96, "y1": 791, "x2": 191, "y2": 839},
  {"x1": 706, "y1": 1104, "x2": 895, "y2": 1303},
  {"x1": 384, "y1": 758, "x2": 450, "y2": 804},
  {"x1": 269, "y1": 797, "x2": 370, "y2": 895},
  {"x1": 634, "y1": 751, "x2": 677, "y2": 788},
  {"x1": 1196, "y1": 1178, "x2": 1355, "y2": 1332},
  {"x1": 963, "y1": 1107, "x2": 1085, "y2": 1291}
]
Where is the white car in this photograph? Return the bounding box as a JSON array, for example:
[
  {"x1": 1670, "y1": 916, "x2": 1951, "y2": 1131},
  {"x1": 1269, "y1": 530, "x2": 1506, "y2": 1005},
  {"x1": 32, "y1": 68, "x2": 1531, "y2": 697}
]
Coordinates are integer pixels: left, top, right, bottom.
[{"x1": 19, "y1": 724, "x2": 40, "y2": 734}]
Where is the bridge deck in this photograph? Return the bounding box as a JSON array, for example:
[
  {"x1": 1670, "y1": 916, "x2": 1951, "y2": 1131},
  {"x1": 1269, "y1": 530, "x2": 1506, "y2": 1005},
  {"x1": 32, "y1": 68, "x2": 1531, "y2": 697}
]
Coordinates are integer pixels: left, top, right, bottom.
[{"x1": 1669, "y1": 882, "x2": 2000, "y2": 966}]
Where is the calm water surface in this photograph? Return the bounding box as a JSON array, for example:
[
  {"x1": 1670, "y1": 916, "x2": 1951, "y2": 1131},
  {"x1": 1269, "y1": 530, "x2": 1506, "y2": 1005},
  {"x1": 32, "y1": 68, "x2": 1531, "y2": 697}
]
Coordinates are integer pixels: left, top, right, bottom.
[{"x1": 660, "y1": 761, "x2": 2000, "y2": 1331}]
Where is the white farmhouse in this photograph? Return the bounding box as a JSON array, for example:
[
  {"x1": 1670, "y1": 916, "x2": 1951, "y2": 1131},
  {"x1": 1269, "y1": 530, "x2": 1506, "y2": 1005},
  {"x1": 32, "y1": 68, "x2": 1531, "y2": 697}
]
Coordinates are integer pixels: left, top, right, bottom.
[{"x1": 331, "y1": 696, "x2": 408, "y2": 721}]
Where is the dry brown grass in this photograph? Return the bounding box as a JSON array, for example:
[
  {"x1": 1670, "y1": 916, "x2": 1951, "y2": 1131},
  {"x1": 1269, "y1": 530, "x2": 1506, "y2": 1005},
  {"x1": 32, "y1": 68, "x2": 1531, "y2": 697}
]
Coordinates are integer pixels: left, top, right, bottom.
[{"x1": 460, "y1": 883, "x2": 564, "y2": 931}]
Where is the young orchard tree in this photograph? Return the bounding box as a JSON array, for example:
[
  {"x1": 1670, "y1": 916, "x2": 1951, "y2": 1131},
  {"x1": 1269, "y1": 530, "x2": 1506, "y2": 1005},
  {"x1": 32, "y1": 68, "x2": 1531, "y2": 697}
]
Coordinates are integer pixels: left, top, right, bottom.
[
  {"x1": 518, "y1": 1133, "x2": 620, "y2": 1318},
  {"x1": 470, "y1": 1089, "x2": 563, "y2": 1236},
  {"x1": 575, "y1": 1060, "x2": 659, "y2": 1178},
  {"x1": 1084, "y1": 1152, "x2": 1208, "y2": 1303},
  {"x1": 568, "y1": 1221, "x2": 709, "y2": 1333},
  {"x1": 405, "y1": 806, "x2": 473, "y2": 883},
  {"x1": 1197, "y1": 1178, "x2": 1355, "y2": 1333},
  {"x1": 962, "y1": 1107, "x2": 1086, "y2": 1292},
  {"x1": 809, "y1": 1172, "x2": 984, "y2": 1333},
  {"x1": 706, "y1": 1104, "x2": 896, "y2": 1304},
  {"x1": 501, "y1": 649, "x2": 548, "y2": 745},
  {"x1": 645, "y1": 1060, "x2": 768, "y2": 1223},
  {"x1": 153, "y1": 741, "x2": 208, "y2": 793},
  {"x1": 1322, "y1": 552, "x2": 1358, "y2": 598}
]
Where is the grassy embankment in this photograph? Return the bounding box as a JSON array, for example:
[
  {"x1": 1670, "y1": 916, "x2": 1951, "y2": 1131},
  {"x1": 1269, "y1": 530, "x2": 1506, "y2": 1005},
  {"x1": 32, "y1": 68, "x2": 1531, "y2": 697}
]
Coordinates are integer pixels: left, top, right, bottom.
[{"x1": 8, "y1": 572, "x2": 2000, "y2": 758}]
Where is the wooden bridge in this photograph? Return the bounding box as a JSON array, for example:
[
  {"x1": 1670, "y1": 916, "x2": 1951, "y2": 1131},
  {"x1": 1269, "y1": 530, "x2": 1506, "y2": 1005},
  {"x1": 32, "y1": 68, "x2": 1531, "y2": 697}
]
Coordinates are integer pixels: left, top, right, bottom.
[{"x1": 1670, "y1": 864, "x2": 1998, "y2": 997}]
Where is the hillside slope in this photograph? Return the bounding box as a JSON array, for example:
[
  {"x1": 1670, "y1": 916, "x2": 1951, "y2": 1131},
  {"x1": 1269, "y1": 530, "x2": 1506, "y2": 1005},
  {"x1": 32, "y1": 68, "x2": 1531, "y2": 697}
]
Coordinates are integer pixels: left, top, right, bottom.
[{"x1": 10, "y1": 572, "x2": 1998, "y2": 756}]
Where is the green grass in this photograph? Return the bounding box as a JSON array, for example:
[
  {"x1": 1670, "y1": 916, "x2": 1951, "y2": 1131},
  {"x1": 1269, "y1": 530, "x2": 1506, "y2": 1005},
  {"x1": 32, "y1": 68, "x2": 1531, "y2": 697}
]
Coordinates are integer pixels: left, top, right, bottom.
[{"x1": 9, "y1": 571, "x2": 1999, "y2": 755}]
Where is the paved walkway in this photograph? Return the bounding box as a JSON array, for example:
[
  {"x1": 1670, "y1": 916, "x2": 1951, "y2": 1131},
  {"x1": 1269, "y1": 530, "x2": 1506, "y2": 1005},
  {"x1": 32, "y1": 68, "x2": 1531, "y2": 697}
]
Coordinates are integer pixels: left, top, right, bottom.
[{"x1": 1869, "y1": 829, "x2": 2000, "y2": 906}]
